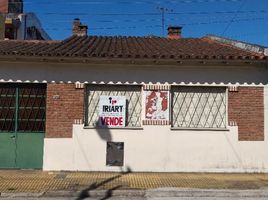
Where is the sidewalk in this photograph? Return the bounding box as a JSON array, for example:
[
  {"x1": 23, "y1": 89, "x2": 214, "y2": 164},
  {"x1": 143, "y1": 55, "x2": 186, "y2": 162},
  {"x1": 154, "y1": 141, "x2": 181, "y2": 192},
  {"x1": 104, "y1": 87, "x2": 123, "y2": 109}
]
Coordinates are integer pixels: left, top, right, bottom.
[{"x1": 1, "y1": 170, "x2": 268, "y2": 194}]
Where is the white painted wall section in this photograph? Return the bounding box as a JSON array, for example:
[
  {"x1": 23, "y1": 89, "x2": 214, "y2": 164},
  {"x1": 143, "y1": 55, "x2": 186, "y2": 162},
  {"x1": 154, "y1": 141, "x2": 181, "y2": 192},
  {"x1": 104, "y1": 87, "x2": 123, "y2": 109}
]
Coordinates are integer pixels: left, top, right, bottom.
[
  {"x1": 43, "y1": 138, "x2": 75, "y2": 171},
  {"x1": 0, "y1": 62, "x2": 268, "y2": 85}
]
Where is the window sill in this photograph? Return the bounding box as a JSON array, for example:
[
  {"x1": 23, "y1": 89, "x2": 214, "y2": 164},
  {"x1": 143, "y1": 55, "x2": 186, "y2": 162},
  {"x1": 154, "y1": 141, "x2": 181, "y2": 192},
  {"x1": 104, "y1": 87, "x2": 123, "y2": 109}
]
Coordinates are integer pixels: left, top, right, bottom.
[
  {"x1": 84, "y1": 126, "x2": 144, "y2": 130},
  {"x1": 171, "y1": 127, "x2": 230, "y2": 131}
]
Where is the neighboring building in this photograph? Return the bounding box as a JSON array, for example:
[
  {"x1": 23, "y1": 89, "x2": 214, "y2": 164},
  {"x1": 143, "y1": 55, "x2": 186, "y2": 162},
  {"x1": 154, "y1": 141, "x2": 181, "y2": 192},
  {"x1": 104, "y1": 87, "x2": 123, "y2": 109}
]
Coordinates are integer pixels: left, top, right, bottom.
[
  {"x1": 0, "y1": 20, "x2": 268, "y2": 172},
  {"x1": 207, "y1": 34, "x2": 268, "y2": 57},
  {"x1": 0, "y1": 0, "x2": 50, "y2": 40}
]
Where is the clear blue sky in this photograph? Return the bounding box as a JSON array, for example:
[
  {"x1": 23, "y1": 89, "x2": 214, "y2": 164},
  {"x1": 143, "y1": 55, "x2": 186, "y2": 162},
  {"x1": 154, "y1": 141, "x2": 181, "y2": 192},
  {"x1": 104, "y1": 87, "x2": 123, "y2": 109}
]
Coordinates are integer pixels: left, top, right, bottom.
[{"x1": 24, "y1": 0, "x2": 268, "y2": 46}]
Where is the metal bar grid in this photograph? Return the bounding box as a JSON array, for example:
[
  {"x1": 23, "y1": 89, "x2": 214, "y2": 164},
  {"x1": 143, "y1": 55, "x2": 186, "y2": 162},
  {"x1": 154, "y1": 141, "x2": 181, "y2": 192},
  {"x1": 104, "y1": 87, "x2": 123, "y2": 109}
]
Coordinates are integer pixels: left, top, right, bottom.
[
  {"x1": 172, "y1": 86, "x2": 227, "y2": 129},
  {"x1": 86, "y1": 85, "x2": 142, "y2": 127},
  {"x1": 0, "y1": 86, "x2": 16, "y2": 132},
  {"x1": 0, "y1": 84, "x2": 46, "y2": 133},
  {"x1": 18, "y1": 86, "x2": 46, "y2": 132}
]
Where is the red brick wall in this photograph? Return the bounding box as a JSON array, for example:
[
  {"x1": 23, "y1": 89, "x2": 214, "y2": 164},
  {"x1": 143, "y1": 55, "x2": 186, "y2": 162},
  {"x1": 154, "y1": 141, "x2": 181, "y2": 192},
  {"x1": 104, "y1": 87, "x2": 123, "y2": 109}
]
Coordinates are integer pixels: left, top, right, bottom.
[
  {"x1": 46, "y1": 83, "x2": 84, "y2": 138},
  {"x1": 228, "y1": 87, "x2": 264, "y2": 141}
]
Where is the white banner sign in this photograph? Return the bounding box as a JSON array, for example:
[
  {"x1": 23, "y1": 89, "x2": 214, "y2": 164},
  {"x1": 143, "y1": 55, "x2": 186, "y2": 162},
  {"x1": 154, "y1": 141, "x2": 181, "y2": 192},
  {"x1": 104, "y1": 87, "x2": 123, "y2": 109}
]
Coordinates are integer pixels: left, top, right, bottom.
[{"x1": 99, "y1": 96, "x2": 126, "y2": 127}]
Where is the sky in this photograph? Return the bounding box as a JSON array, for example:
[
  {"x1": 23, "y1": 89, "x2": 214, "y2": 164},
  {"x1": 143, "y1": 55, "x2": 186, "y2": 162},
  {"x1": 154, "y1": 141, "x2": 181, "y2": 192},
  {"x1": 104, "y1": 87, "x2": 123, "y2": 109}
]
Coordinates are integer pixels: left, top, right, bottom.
[{"x1": 24, "y1": 0, "x2": 268, "y2": 46}]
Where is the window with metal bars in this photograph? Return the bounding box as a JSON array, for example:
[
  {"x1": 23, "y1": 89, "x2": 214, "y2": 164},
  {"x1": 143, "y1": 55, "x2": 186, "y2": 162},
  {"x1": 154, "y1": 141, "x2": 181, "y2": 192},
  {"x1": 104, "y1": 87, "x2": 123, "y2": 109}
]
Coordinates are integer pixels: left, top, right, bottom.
[
  {"x1": 171, "y1": 86, "x2": 227, "y2": 129},
  {"x1": 85, "y1": 85, "x2": 142, "y2": 127},
  {"x1": 0, "y1": 84, "x2": 46, "y2": 133}
]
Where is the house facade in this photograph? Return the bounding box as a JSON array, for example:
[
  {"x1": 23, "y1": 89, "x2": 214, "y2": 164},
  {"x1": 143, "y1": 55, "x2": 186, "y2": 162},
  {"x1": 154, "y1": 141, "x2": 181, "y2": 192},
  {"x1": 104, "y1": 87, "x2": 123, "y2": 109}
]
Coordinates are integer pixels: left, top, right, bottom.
[{"x1": 0, "y1": 24, "x2": 267, "y2": 172}]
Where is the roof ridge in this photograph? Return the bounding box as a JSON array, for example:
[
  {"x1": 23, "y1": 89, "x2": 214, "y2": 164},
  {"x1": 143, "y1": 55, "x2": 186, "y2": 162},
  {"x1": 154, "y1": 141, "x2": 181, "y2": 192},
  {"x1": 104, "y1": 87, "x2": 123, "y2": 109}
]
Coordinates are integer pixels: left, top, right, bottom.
[
  {"x1": 204, "y1": 35, "x2": 267, "y2": 56},
  {"x1": 202, "y1": 37, "x2": 264, "y2": 57}
]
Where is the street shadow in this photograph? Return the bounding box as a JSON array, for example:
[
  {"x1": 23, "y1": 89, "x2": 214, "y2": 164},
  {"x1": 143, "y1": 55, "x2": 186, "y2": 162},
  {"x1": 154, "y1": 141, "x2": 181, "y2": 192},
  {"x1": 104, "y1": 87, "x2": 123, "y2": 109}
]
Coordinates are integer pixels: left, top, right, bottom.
[{"x1": 76, "y1": 166, "x2": 132, "y2": 200}]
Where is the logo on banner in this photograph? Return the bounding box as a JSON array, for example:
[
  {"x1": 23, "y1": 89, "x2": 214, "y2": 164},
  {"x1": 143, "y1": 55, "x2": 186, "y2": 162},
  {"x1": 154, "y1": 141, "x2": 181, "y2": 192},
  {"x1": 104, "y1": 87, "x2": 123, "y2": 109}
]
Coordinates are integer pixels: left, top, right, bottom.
[{"x1": 99, "y1": 96, "x2": 126, "y2": 127}]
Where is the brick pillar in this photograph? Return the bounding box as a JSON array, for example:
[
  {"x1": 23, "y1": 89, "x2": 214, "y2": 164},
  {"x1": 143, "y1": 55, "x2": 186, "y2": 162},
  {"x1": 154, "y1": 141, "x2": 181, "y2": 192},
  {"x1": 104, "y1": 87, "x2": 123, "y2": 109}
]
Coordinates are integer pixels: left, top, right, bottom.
[
  {"x1": 46, "y1": 83, "x2": 84, "y2": 138},
  {"x1": 228, "y1": 87, "x2": 264, "y2": 141}
]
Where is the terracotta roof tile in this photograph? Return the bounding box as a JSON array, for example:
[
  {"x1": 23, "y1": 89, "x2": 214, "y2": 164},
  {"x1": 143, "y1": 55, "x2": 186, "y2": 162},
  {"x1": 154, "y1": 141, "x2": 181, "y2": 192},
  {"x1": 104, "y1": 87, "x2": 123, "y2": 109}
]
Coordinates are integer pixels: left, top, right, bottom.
[{"x1": 0, "y1": 35, "x2": 266, "y2": 60}]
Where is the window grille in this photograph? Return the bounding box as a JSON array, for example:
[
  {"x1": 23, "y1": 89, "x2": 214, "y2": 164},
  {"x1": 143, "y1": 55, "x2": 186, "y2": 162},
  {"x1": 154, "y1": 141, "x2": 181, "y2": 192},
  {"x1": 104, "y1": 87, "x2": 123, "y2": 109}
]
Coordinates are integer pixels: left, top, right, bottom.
[
  {"x1": 86, "y1": 85, "x2": 142, "y2": 127},
  {"x1": 0, "y1": 86, "x2": 16, "y2": 132},
  {"x1": 172, "y1": 86, "x2": 227, "y2": 129},
  {"x1": 18, "y1": 86, "x2": 46, "y2": 132},
  {"x1": 0, "y1": 84, "x2": 46, "y2": 133}
]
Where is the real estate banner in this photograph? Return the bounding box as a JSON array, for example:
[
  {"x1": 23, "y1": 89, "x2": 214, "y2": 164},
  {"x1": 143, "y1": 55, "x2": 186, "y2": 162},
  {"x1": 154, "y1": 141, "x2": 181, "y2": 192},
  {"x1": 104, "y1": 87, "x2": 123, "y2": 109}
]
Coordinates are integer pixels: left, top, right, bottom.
[
  {"x1": 145, "y1": 91, "x2": 169, "y2": 120},
  {"x1": 99, "y1": 96, "x2": 126, "y2": 128}
]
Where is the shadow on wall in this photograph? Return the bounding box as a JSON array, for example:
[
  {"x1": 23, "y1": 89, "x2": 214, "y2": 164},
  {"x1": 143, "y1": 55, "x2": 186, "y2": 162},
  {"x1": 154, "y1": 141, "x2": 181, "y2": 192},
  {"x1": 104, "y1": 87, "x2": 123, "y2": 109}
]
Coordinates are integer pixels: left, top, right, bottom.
[
  {"x1": 76, "y1": 167, "x2": 132, "y2": 200},
  {"x1": 95, "y1": 122, "x2": 113, "y2": 142},
  {"x1": 74, "y1": 121, "x2": 113, "y2": 170},
  {"x1": 74, "y1": 120, "x2": 130, "y2": 200},
  {"x1": 95, "y1": 121, "x2": 125, "y2": 167},
  {"x1": 76, "y1": 118, "x2": 130, "y2": 199}
]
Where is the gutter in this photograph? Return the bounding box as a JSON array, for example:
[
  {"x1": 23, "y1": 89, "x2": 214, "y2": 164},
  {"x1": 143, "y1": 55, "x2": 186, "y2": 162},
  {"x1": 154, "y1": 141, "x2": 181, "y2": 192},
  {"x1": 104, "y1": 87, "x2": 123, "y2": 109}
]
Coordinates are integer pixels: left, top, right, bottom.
[{"x1": 0, "y1": 55, "x2": 267, "y2": 67}]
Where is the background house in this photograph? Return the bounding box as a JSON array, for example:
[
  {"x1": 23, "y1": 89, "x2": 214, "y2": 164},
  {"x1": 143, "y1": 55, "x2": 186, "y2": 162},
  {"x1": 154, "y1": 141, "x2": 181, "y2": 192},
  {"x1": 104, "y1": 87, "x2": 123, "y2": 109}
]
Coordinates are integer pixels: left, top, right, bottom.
[
  {"x1": 0, "y1": 0, "x2": 50, "y2": 40},
  {"x1": 0, "y1": 20, "x2": 267, "y2": 172}
]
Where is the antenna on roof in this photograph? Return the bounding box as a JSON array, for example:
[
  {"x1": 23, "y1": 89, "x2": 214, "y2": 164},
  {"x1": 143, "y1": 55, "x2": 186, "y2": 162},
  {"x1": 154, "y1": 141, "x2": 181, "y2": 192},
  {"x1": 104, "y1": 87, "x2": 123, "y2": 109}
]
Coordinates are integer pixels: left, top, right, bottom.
[{"x1": 157, "y1": 7, "x2": 173, "y2": 37}]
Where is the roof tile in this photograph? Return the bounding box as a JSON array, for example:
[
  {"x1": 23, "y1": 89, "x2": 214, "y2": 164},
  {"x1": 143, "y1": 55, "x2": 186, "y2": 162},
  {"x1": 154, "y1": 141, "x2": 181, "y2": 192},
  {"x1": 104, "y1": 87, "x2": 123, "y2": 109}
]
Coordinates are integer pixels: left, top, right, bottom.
[{"x1": 0, "y1": 35, "x2": 266, "y2": 60}]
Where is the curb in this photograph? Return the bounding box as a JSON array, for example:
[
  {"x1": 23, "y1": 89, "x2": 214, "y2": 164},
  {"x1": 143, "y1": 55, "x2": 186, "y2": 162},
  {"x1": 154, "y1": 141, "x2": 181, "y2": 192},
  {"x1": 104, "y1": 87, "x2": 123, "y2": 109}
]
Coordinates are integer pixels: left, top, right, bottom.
[
  {"x1": 2, "y1": 188, "x2": 268, "y2": 198},
  {"x1": 1, "y1": 190, "x2": 146, "y2": 198},
  {"x1": 0, "y1": 192, "x2": 44, "y2": 198},
  {"x1": 44, "y1": 190, "x2": 146, "y2": 198},
  {"x1": 146, "y1": 188, "x2": 268, "y2": 198}
]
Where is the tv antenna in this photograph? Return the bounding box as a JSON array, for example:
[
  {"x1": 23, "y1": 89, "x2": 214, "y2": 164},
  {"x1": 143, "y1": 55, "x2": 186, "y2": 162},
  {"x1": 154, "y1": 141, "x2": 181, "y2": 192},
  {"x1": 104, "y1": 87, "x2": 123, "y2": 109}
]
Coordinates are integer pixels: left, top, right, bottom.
[{"x1": 157, "y1": 7, "x2": 173, "y2": 36}]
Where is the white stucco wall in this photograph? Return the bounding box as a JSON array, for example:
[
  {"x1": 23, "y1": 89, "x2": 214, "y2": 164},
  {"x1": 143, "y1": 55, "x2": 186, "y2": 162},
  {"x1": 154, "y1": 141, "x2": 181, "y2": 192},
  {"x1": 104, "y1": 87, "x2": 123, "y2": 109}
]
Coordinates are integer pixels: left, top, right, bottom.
[
  {"x1": 0, "y1": 62, "x2": 267, "y2": 85},
  {"x1": 43, "y1": 85, "x2": 268, "y2": 172}
]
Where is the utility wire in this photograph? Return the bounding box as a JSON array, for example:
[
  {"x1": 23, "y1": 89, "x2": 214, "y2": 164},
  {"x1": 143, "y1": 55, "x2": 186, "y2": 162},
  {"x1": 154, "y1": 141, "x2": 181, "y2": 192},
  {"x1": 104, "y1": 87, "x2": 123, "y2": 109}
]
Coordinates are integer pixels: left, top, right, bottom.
[
  {"x1": 44, "y1": 16, "x2": 268, "y2": 25},
  {"x1": 43, "y1": 16, "x2": 268, "y2": 31},
  {"x1": 221, "y1": 0, "x2": 247, "y2": 35},
  {"x1": 23, "y1": 0, "x2": 242, "y2": 5},
  {"x1": 36, "y1": 10, "x2": 268, "y2": 16}
]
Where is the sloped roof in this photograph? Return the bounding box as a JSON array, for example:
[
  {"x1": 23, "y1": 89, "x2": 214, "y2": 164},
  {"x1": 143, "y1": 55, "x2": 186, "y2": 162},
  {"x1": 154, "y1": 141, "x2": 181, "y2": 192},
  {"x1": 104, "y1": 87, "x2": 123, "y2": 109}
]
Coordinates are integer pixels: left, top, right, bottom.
[{"x1": 0, "y1": 35, "x2": 267, "y2": 60}]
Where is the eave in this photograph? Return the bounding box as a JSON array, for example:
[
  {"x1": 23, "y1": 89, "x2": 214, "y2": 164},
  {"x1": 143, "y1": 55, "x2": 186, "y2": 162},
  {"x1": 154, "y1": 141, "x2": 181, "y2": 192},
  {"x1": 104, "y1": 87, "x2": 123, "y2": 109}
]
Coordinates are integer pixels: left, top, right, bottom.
[{"x1": 0, "y1": 55, "x2": 267, "y2": 68}]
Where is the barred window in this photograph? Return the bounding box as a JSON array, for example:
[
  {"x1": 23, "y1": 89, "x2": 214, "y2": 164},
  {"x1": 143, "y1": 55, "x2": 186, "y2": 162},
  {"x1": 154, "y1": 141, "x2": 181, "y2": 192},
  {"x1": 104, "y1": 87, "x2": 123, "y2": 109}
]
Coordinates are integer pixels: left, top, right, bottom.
[
  {"x1": 0, "y1": 84, "x2": 46, "y2": 133},
  {"x1": 85, "y1": 85, "x2": 142, "y2": 127},
  {"x1": 172, "y1": 86, "x2": 227, "y2": 129}
]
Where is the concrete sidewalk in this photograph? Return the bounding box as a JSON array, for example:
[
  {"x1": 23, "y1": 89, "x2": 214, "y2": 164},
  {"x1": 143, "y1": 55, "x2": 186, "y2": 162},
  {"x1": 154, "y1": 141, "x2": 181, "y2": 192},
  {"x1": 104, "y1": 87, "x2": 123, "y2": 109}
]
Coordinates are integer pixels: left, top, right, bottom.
[{"x1": 1, "y1": 170, "x2": 268, "y2": 199}]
